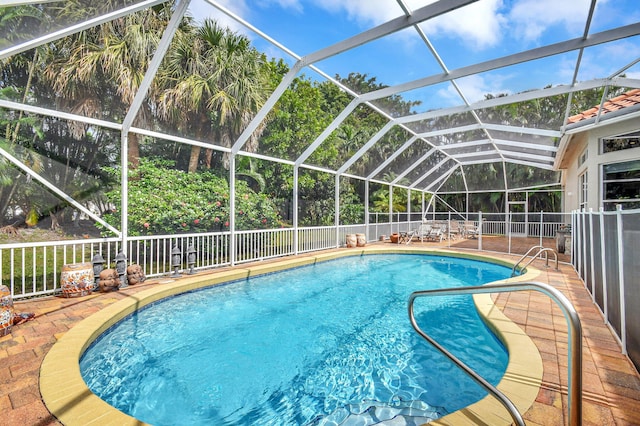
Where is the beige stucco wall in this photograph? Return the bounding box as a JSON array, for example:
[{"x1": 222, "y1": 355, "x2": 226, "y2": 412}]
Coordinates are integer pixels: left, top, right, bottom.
[{"x1": 561, "y1": 118, "x2": 640, "y2": 212}]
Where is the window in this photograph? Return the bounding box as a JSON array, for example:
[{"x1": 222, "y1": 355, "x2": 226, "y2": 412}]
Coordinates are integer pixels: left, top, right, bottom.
[
  {"x1": 601, "y1": 130, "x2": 640, "y2": 153},
  {"x1": 578, "y1": 148, "x2": 588, "y2": 167},
  {"x1": 579, "y1": 171, "x2": 588, "y2": 210},
  {"x1": 602, "y1": 160, "x2": 640, "y2": 211}
]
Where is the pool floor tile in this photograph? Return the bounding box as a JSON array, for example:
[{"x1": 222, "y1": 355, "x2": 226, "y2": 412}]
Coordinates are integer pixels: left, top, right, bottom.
[{"x1": 1, "y1": 241, "x2": 640, "y2": 425}]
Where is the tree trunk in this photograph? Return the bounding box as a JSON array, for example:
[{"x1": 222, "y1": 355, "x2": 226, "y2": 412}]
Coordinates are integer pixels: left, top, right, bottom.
[
  {"x1": 128, "y1": 132, "x2": 140, "y2": 169},
  {"x1": 50, "y1": 212, "x2": 60, "y2": 230},
  {"x1": 188, "y1": 145, "x2": 201, "y2": 173}
]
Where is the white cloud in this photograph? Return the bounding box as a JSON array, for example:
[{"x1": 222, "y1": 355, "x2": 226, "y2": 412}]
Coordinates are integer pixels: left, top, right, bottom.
[
  {"x1": 508, "y1": 0, "x2": 604, "y2": 42},
  {"x1": 315, "y1": 0, "x2": 403, "y2": 26},
  {"x1": 187, "y1": 0, "x2": 251, "y2": 32},
  {"x1": 255, "y1": 0, "x2": 303, "y2": 14},
  {"x1": 307, "y1": 0, "x2": 507, "y2": 49},
  {"x1": 437, "y1": 73, "x2": 513, "y2": 106},
  {"x1": 417, "y1": 0, "x2": 507, "y2": 49}
]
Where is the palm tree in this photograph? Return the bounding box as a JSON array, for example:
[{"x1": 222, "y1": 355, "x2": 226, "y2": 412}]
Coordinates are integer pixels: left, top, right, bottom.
[
  {"x1": 156, "y1": 20, "x2": 270, "y2": 172},
  {"x1": 42, "y1": 4, "x2": 171, "y2": 167}
]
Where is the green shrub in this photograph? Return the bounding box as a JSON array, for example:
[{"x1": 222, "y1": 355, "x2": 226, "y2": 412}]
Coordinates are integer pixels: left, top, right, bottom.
[{"x1": 101, "y1": 159, "x2": 281, "y2": 236}]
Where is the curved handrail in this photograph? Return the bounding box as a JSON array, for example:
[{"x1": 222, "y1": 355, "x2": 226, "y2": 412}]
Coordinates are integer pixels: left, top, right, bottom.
[
  {"x1": 408, "y1": 281, "x2": 582, "y2": 426},
  {"x1": 511, "y1": 246, "x2": 558, "y2": 276}
]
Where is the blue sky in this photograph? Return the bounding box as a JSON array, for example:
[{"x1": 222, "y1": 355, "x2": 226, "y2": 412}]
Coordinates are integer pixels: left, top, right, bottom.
[{"x1": 188, "y1": 0, "x2": 640, "y2": 112}]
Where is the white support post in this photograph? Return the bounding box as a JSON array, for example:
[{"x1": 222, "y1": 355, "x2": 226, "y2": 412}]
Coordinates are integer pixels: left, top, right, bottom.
[
  {"x1": 448, "y1": 211, "x2": 452, "y2": 248},
  {"x1": 599, "y1": 208, "x2": 608, "y2": 321},
  {"x1": 229, "y1": 155, "x2": 236, "y2": 266},
  {"x1": 407, "y1": 189, "x2": 411, "y2": 227},
  {"x1": 293, "y1": 166, "x2": 299, "y2": 255},
  {"x1": 581, "y1": 209, "x2": 588, "y2": 286},
  {"x1": 365, "y1": 180, "x2": 370, "y2": 242},
  {"x1": 539, "y1": 210, "x2": 543, "y2": 247},
  {"x1": 389, "y1": 184, "x2": 394, "y2": 233},
  {"x1": 478, "y1": 211, "x2": 483, "y2": 251},
  {"x1": 616, "y1": 204, "x2": 627, "y2": 355},
  {"x1": 335, "y1": 174, "x2": 340, "y2": 248},
  {"x1": 588, "y1": 209, "x2": 596, "y2": 304},
  {"x1": 507, "y1": 210, "x2": 512, "y2": 254},
  {"x1": 571, "y1": 210, "x2": 576, "y2": 266}
]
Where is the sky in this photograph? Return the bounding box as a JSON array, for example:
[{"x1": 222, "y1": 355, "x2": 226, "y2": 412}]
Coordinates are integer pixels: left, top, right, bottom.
[{"x1": 187, "y1": 0, "x2": 640, "y2": 112}]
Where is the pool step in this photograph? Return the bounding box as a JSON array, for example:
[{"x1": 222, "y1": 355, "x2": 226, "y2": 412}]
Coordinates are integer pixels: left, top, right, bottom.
[{"x1": 314, "y1": 400, "x2": 446, "y2": 425}]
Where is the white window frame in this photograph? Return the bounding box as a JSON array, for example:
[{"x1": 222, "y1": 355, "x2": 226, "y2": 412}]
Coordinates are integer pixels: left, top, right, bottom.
[
  {"x1": 601, "y1": 159, "x2": 640, "y2": 211},
  {"x1": 579, "y1": 171, "x2": 588, "y2": 210}
]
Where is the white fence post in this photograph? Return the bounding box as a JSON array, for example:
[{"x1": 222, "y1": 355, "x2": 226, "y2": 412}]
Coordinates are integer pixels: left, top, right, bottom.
[
  {"x1": 478, "y1": 211, "x2": 483, "y2": 251},
  {"x1": 588, "y1": 209, "x2": 596, "y2": 304},
  {"x1": 616, "y1": 204, "x2": 627, "y2": 355},
  {"x1": 539, "y1": 210, "x2": 543, "y2": 247},
  {"x1": 599, "y1": 208, "x2": 608, "y2": 321}
]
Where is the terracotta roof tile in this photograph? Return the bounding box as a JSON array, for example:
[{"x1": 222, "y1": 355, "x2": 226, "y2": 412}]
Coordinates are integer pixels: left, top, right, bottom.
[{"x1": 567, "y1": 89, "x2": 640, "y2": 124}]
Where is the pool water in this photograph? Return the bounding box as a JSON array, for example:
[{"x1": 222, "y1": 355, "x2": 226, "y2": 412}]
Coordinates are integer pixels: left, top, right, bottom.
[{"x1": 81, "y1": 254, "x2": 510, "y2": 425}]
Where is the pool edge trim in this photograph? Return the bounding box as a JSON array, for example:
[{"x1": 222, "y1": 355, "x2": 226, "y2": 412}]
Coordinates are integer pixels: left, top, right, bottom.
[{"x1": 39, "y1": 247, "x2": 543, "y2": 426}]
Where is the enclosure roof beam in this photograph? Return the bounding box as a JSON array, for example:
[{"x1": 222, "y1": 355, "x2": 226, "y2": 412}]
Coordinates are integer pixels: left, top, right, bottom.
[
  {"x1": 437, "y1": 140, "x2": 494, "y2": 150},
  {"x1": 359, "y1": 22, "x2": 640, "y2": 104},
  {"x1": 336, "y1": 122, "x2": 395, "y2": 174},
  {"x1": 493, "y1": 140, "x2": 558, "y2": 152},
  {"x1": 424, "y1": 164, "x2": 461, "y2": 192},
  {"x1": 0, "y1": 99, "x2": 122, "y2": 131},
  {"x1": 299, "y1": 0, "x2": 478, "y2": 67},
  {"x1": 0, "y1": 145, "x2": 120, "y2": 236},
  {"x1": 409, "y1": 157, "x2": 452, "y2": 189},
  {"x1": 0, "y1": 0, "x2": 165, "y2": 59},
  {"x1": 295, "y1": 99, "x2": 360, "y2": 166},
  {"x1": 390, "y1": 148, "x2": 438, "y2": 184},
  {"x1": 366, "y1": 135, "x2": 421, "y2": 179}
]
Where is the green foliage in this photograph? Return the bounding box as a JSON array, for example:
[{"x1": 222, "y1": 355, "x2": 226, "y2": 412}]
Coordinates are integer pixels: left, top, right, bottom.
[{"x1": 100, "y1": 159, "x2": 280, "y2": 235}]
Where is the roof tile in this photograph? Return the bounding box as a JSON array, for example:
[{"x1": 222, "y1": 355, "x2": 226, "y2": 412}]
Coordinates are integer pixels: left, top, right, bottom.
[{"x1": 568, "y1": 89, "x2": 640, "y2": 124}]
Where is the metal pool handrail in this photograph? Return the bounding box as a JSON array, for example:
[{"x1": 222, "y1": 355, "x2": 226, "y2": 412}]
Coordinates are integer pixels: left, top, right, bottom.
[
  {"x1": 511, "y1": 245, "x2": 559, "y2": 277},
  {"x1": 408, "y1": 281, "x2": 582, "y2": 426}
]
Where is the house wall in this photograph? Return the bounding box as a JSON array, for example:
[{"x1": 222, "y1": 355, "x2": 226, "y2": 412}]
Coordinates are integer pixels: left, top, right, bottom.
[{"x1": 561, "y1": 119, "x2": 640, "y2": 212}]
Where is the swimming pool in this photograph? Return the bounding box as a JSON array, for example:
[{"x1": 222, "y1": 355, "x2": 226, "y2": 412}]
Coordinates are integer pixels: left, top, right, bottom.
[{"x1": 80, "y1": 254, "x2": 512, "y2": 425}]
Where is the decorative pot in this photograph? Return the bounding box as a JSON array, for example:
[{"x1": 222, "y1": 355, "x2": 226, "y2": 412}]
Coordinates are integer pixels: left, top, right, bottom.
[
  {"x1": 0, "y1": 284, "x2": 14, "y2": 336},
  {"x1": 60, "y1": 263, "x2": 94, "y2": 298}
]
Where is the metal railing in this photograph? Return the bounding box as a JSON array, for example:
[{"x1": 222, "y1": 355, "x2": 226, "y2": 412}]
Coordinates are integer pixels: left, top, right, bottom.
[
  {"x1": 511, "y1": 245, "x2": 559, "y2": 277},
  {"x1": 408, "y1": 281, "x2": 582, "y2": 426}
]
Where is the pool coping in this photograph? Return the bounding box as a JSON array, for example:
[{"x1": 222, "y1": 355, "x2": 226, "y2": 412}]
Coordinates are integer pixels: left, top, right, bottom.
[{"x1": 39, "y1": 247, "x2": 543, "y2": 425}]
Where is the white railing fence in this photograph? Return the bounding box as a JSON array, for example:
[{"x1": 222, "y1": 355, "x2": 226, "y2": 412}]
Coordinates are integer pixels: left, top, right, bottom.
[
  {"x1": 2, "y1": 210, "x2": 571, "y2": 299},
  {"x1": 572, "y1": 207, "x2": 640, "y2": 373}
]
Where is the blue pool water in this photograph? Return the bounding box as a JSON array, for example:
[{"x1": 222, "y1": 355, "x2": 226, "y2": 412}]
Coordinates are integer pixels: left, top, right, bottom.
[{"x1": 81, "y1": 254, "x2": 511, "y2": 425}]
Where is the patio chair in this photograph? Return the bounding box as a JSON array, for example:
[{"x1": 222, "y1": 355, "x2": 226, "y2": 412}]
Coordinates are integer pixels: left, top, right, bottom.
[
  {"x1": 447, "y1": 220, "x2": 461, "y2": 239},
  {"x1": 425, "y1": 225, "x2": 444, "y2": 242},
  {"x1": 462, "y1": 221, "x2": 478, "y2": 239},
  {"x1": 416, "y1": 224, "x2": 432, "y2": 242},
  {"x1": 398, "y1": 230, "x2": 417, "y2": 244}
]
